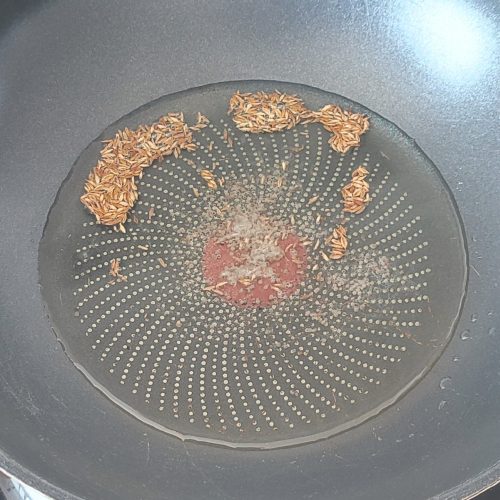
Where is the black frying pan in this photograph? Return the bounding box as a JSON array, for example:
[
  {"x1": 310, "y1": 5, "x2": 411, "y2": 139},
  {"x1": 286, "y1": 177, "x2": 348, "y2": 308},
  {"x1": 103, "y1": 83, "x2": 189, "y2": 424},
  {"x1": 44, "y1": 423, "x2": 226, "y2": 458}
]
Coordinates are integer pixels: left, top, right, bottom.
[{"x1": 1, "y1": 1, "x2": 499, "y2": 499}]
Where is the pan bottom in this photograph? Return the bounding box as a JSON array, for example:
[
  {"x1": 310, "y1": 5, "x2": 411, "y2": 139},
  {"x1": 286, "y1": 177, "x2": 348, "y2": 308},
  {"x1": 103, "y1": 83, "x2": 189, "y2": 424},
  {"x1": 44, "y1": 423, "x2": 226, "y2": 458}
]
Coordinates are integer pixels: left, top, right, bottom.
[{"x1": 39, "y1": 81, "x2": 467, "y2": 449}]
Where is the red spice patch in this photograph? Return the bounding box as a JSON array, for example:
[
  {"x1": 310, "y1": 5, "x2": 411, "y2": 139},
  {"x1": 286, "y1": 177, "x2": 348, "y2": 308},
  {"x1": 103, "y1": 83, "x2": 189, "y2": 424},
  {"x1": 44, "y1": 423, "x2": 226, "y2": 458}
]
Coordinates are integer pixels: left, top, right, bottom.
[{"x1": 203, "y1": 232, "x2": 307, "y2": 308}]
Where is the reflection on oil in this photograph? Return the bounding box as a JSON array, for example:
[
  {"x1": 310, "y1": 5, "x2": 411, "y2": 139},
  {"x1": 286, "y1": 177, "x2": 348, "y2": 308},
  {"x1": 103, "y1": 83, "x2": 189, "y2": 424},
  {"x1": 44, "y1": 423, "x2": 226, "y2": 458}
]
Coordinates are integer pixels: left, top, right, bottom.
[{"x1": 398, "y1": 0, "x2": 496, "y2": 83}]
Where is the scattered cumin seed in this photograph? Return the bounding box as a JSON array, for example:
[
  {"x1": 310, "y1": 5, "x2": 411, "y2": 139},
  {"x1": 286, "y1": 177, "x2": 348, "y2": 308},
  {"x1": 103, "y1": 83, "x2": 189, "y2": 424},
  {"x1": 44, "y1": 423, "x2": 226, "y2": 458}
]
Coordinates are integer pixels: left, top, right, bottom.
[
  {"x1": 200, "y1": 169, "x2": 214, "y2": 181},
  {"x1": 109, "y1": 258, "x2": 126, "y2": 282},
  {"x1": 148, "y1": 207, "x2": 155, "y2": 221}
]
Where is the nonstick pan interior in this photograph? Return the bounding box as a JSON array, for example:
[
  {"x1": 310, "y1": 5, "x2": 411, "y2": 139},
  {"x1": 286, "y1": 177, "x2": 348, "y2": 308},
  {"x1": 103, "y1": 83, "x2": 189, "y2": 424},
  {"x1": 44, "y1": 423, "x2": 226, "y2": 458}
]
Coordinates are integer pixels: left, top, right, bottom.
[
  {"x1": 39, "y1": 81, "x2": 466, "y2": 449},
  {"x1": 0, "y1": 1, "x2": 499, "y2": 500}
]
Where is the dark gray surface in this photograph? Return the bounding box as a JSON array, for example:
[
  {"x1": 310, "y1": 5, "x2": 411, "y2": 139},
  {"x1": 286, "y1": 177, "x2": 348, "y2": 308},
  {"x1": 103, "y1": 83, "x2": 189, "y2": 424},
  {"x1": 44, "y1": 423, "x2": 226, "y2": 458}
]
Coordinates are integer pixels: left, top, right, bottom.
[
  {"x1": 0, "y1": 1, "x2": 498, "y2": 499},
  {"x1": 39, "y1": 81, "x2": 467, "y2": 449}
]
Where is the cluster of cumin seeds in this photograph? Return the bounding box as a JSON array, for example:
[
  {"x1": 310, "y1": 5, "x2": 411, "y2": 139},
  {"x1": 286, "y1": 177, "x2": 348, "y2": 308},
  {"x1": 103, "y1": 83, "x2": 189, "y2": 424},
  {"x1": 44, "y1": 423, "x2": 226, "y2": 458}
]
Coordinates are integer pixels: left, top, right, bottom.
[
  {"x1": 228, "y1": 91, "x2": 369, "y2": 154},
  {"x1": 81, "y1": 112, "x2": 208, "y2": 228},
  {"x1": 228, "y1": 91, "x2": 308, "y2": 133},
  {"x1": 325, "y1": 225, "x2": 348, "y2": 260},
  {"x1": 341, "y1": 166, "x2": 370, "y2": 214},
  {"x1": 310, "y1": 104, "x2": 370, "y2": 154},
  {"x1": 318, "y1": 165, "x2": 371, "y2": 263},
  {"x1": 199, "y1": 169, "x2": 223, "y2": 191}
]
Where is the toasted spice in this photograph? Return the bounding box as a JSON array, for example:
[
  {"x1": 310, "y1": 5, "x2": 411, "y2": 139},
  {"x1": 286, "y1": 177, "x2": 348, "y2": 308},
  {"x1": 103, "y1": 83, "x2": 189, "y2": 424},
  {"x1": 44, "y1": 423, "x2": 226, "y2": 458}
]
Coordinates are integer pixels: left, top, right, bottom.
[
  {"x1": 200, "y1": 169, "x2": 219, "y2": 190},
  {"x1": 326, "y1": 225, "x2": 348, "y2": 260},
  {"x1": 228, "y1": 91, "x2": 309, "y2": 133},
  {"x1": 342, "y1": 166, "x2": 370, "y2": 214},
  {"x1": 307, "y1": 105, "x2": 369, "y2": 153},
  {"x1": 223, "y1": 128, "x2": 234, "y2": 147},
  {"x1": 148, "y1": 206, "x2": 155, "y2": 221},
  {"x1": 81, "y1": 112, "x2": 209, "y2": 226},
  {"x1": 228, "y1": 91, "x2": 369, "y2": 153},
  {"x1": 109, "y1": 258, "x2": 127, "y2": 282}
]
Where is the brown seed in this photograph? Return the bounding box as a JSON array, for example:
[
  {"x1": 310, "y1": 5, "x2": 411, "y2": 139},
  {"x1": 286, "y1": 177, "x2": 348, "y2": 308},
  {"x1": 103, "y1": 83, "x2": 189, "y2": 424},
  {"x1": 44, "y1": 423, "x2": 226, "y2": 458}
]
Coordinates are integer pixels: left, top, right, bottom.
[
  {"x1": 200, "y1": 169, "x2": 214, "y2": 181},
  {"x1": 228, "y1": 91, "x2": 310, "y2": 133},
  {"x1": 342, "y1": 166, "x2": 370, "y2": 214},
  {"x1": 325, "y1": 224, "x2": 348, "y2": 261},
  {"x1": 148, "y1": 207, "x2": 155, "y2": 221},
  {"x1": 109, "y1": 258, "x2": 120, "y2": 276},
  {"x1": 330, "y1": 251, "x2": 344, "y2": 260},
  {"x1": 81, "y1": 112, "x2": 203, "y2": 226},
  {"x1": 109, "y1": 258, "x2": 127, "y2": 281},
  {"x1": 320, "y1": 251, "x2": 330, "y2": 261}
]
